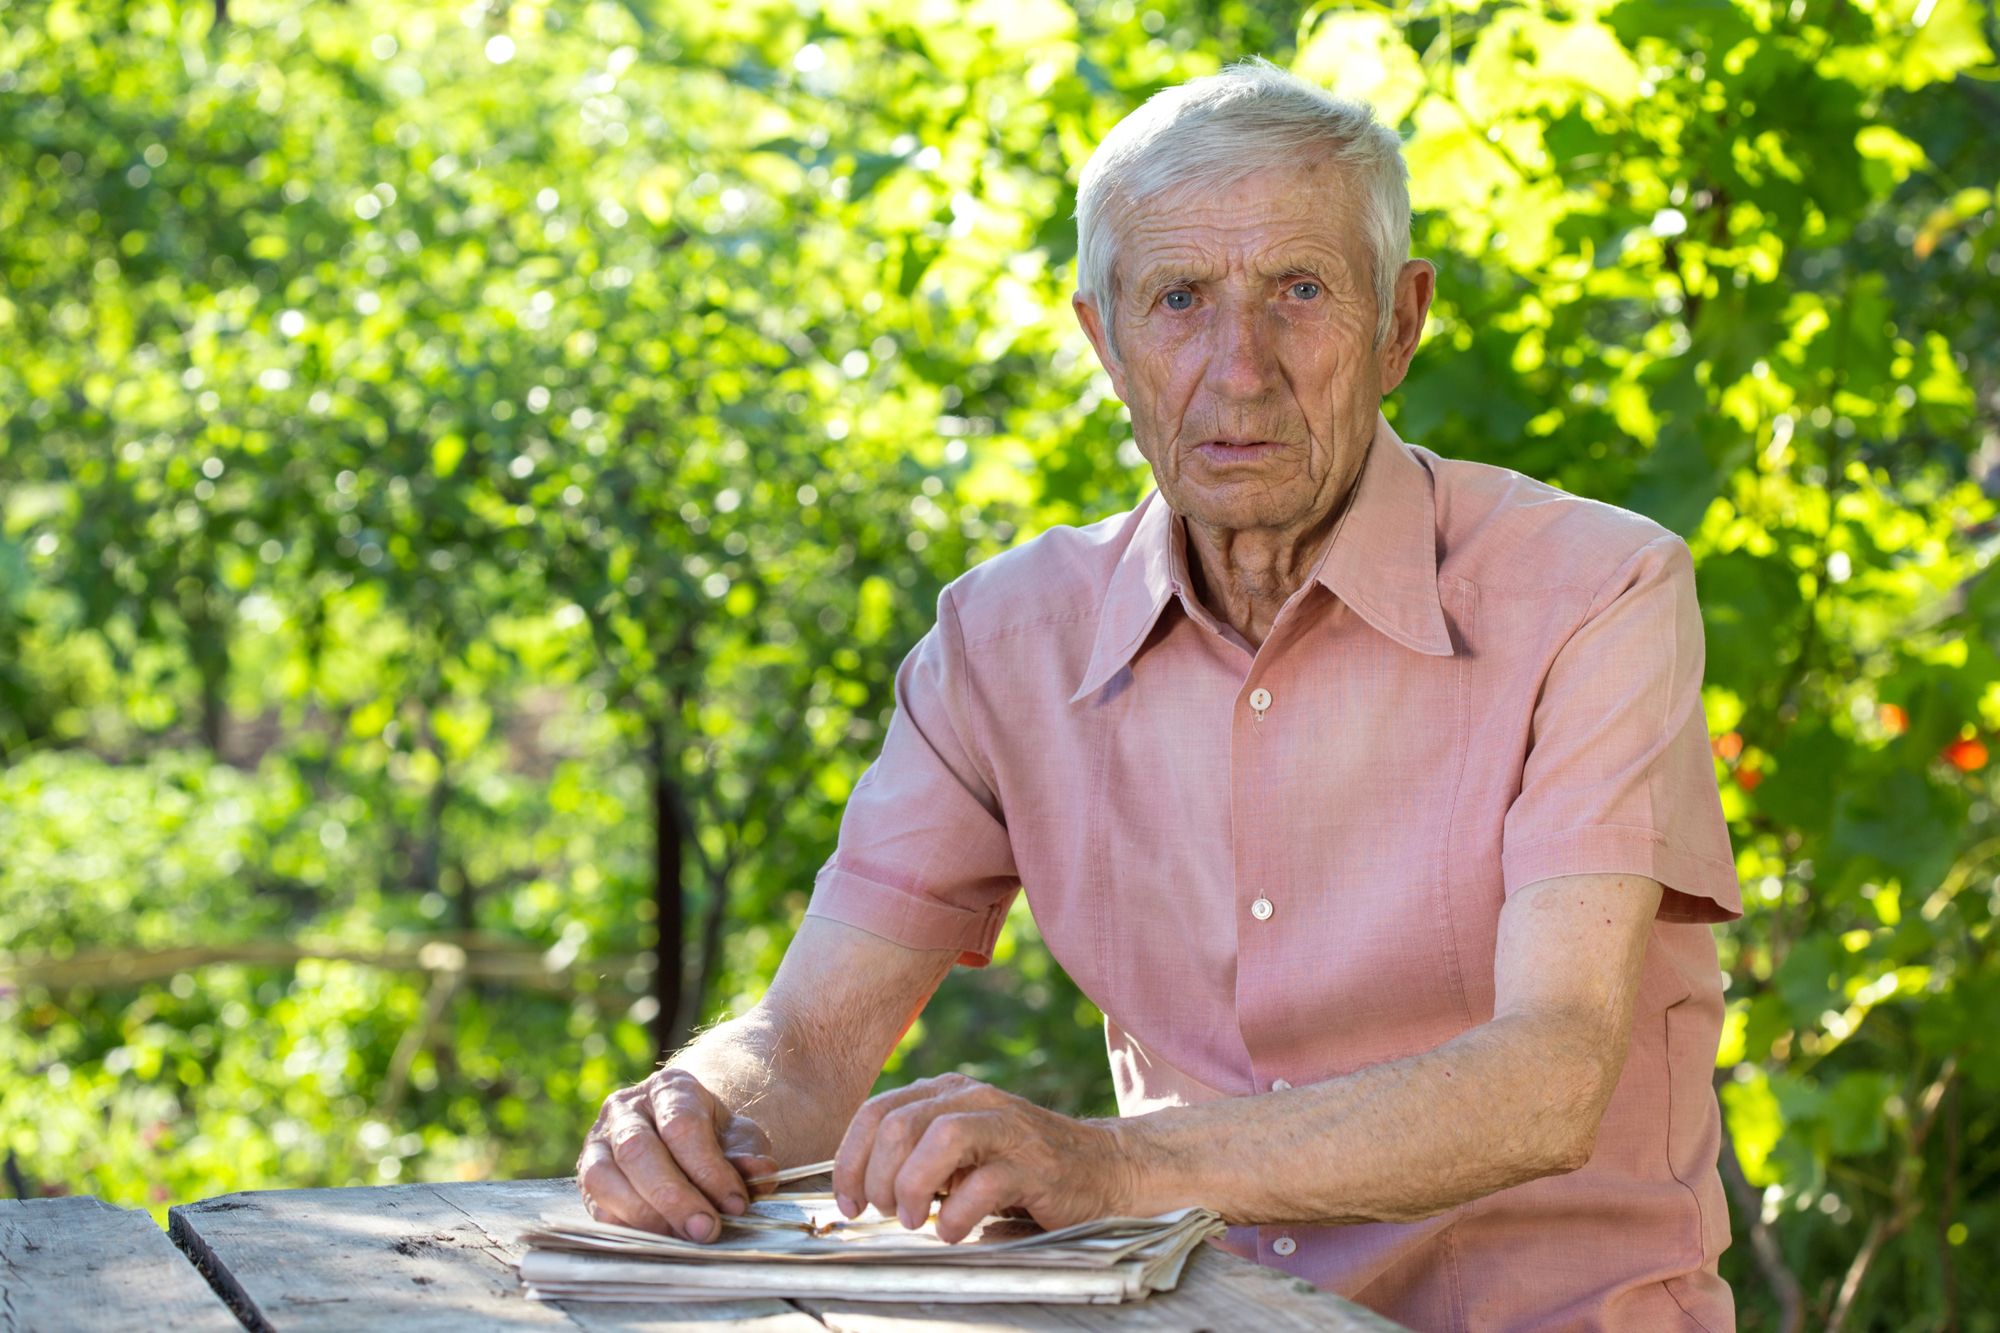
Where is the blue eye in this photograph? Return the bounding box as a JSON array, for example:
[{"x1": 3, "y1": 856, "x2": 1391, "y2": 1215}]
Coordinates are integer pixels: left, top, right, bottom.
[
  {"x1": 1289, "y1": 282, "x2": 1321, "y2": 300},
  {"x1": 1163, "y1": 290, "x2": 1193, "y2": 311}
]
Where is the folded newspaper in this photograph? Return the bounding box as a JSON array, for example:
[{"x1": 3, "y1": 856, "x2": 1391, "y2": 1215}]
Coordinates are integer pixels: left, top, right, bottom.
[{"x1": 517, "y1": 1194, "x2": 1227, "y2": 1304}]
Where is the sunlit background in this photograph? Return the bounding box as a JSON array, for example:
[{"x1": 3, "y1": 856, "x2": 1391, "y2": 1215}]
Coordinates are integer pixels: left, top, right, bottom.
[{"x1": 3, "y1": 0, "x2": 1998, "y2": 1327}]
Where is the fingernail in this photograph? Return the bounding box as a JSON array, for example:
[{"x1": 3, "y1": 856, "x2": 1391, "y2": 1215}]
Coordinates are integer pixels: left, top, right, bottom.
[
  {"x1": 836, "y1": 1194, "x2": 857, "y2": 1218},
  {"x1": 687, "y1": 1214, "x2": 714, "y2": 1242},
  {"x1": 898, "y1": 1207, "x2": 916, "y2": 1229},
  {"x1": 722, "y1": 1193, "x2": 746, "y2": 1215}
]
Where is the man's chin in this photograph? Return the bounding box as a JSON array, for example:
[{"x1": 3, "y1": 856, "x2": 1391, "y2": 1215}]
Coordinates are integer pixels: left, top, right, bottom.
[{"x1": 1168, "y1": 493, "x2": 1325, "y2": 538}]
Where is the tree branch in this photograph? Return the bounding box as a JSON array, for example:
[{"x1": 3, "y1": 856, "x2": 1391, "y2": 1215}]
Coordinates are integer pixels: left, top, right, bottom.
[
  {"x1": 1939, "y1": 1076, "x2": 1961, "y2": 1333},
  {"x1": 377, "y1": 945, "x2": 465, "y2": 1120},
  {"x1": 0, "y1": 936, "x2": 641, "y2": 992},
  {"x1": 1714, "y1": 1072, "x2": 1805, "y2": 1333},
  {"x1": 1826, "y1": 1056, "x2": 1958, "y2": 1333}
]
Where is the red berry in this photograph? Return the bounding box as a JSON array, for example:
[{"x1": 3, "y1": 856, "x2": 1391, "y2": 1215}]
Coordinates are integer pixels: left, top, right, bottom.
[{"x1": 1944, "y1": 738, "x2": 1988, "y2": 772}]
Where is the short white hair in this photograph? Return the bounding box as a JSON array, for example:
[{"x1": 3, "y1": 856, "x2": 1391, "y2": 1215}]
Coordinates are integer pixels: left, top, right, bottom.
[{"x1": 1075, "y1": 59, "x2": 1411, "y2": 346}]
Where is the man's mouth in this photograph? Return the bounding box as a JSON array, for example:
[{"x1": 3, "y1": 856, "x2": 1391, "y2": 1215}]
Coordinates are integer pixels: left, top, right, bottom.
[{"x1": 1193, "y1": 439, "x2": 1289, "y2": 463}]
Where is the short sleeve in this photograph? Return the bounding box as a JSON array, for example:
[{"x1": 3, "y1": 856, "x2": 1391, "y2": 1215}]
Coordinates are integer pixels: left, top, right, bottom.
[
  {"x1": 1501, "y1": 534, "x2": 1742, "y2": 923},
  {"x1": 804, "y1": 586, "x2": 1021, "y2": 965}
]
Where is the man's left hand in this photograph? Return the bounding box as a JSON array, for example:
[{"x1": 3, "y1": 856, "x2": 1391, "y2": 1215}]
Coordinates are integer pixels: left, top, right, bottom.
[{"x1": 831, "y1": 1072, "x2": 1140, "y2": 1243}]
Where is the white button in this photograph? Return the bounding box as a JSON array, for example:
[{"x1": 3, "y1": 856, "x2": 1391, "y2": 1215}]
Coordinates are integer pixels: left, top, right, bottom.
[
  {"x1": 1270, "y1": 1078, "x2": 1291, "y2": 1092},
  {"x1": 1248, "y1": 687, "x2": 1272, "y2": 712},
  {"x1": 1272, "y1": 1236, "x2": 1297, "y2": 1256},
  {"x1": 1250, "y1": 897, "x2": 1274, "y2": 921}
]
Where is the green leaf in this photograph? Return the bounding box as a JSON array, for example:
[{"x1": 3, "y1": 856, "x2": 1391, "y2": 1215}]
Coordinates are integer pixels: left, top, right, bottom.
[
  {"x1": 1627, "y1": 420, "x2": 1717, "y2": 536},
  {"x1": 1824, "y1": 1071, "x2": 1895, "y2": 1155},
  {"x1": 1833, "y1": 768, "x2": 1957, "y2": 883},
  {"x1": 1756, "y1": 721, "x2": 1844, "y2": 837},
  {"x1": 848, "y1": 150, "x2": 911, "y2": 203},
  {"x1": 1774, "y1": 935, "x2": 1843, "y2": 1029}
]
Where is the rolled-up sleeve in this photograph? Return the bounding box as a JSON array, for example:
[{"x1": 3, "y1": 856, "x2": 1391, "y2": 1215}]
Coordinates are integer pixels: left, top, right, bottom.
[
  {"x1": 805, "y1": 586, "x2": 1021, "y2": 965},
  {"x1": 1501, "y1": 534, "x2": 1742, "y2": 923}
]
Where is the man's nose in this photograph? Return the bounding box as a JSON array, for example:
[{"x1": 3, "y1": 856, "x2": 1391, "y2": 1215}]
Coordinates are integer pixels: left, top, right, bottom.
[{"x1": 1202, "y1": 296, "x2": 1280, "y2": 401}]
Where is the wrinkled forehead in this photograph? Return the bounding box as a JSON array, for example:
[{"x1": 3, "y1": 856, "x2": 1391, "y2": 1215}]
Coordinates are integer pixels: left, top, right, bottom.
[{"x1": 1104, "y1": 157, "x2": 1370, "y2": 291}]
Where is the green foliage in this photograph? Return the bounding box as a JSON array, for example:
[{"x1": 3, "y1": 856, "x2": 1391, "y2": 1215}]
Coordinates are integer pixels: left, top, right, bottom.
[
  {"x1": 3, "y1": 0, "x2": 1999, "y2": 1326},
  {"x1": 0, "y1": 751, "x2": 279, "y2": 950}
]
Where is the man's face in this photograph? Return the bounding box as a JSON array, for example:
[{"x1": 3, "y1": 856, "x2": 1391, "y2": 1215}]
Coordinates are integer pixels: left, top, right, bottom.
[{"x1": 1075, "y1": 160, "x2": 1427, "y2": 539}]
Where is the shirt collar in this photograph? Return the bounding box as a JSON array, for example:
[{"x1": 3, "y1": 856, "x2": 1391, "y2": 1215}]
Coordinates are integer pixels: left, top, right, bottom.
[
  {"x1": 1315, "y1": 415, "x2": 1455, "y2": 660},
  {"x1": 1071, "y1": 414, "x2": 1452, "y2": 704},
  {"x1": 1070, "y1": 490, "x2": 1180, "y2": 703}
]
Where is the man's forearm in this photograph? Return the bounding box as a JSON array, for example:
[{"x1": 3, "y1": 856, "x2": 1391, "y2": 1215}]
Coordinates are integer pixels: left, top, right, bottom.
[
  {"x1": 664, "y1": 1004, "x2": 878, "y2": 1166},
  {"x1": 664, "y1": 916, "x2": 960, "y2": 1167},
  {"x1": 578, "y1": 918, "x2": 956, "y2": 1237},
  {"x1": 1110, "y1": 1006, "x2": 1617, "y2": 1226},
  {"x1": 1109, "y1": 875, "x2": 1659, "y2": 1227}
]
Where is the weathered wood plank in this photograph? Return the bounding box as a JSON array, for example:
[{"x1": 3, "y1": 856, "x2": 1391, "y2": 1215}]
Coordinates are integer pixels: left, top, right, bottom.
[
  {"x1": 805, "y1": 1245, "x2": 1410, "y2": 1333},
  {"x1": 167, "y1": 1179, "x2": 820, "y2": 1333},
  {"x1": 0, "y1": 1195, "x2": 242, "y2": 1333}
]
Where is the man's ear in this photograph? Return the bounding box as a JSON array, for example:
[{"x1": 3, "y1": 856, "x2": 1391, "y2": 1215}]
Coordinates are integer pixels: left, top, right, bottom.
[
  {"x1": 1072, "y1": 293, "x2": 1129, "y2": 403},
  {"x1": 1377, "y1": 259, "x2": 1436, "y2": 396}
]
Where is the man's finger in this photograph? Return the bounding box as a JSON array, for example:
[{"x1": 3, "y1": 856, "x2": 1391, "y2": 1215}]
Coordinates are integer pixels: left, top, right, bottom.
[
  {"x1": 724, "y1": 1152, "x2": 779, "y2": 1184},
  {"x1": 603, "y1": 1104, "x2": 724, "y2": 1242},
  {"x1": 930, "y1": 1161, "x2": 1018, "y2": 1244},
  {"x1": 649, "y1": 1079, "x2": 752, "y2": 1217},
  {"x1": 577, "y1": 1139, "x2": 673, "y2": 1233},
  {"x1": 862, "y1": 1086, "x2": 1010, "y2": 1222},
  {"x1": 860, "y1": 1094, "x2": 967, "y2": 1220},
  {"x1": 834, "y1": 1079, "x2": 962, "y2": 1217},
  {"x1": 719, "y1": 1113, "x2": 776, "y2": 1170},
  {"x1": 893, "y1": 1109, "x2": 1008, "y2": 1232},
  {"x1": 720, "y1": 1118, "x2": 777, "y2": 1198}
]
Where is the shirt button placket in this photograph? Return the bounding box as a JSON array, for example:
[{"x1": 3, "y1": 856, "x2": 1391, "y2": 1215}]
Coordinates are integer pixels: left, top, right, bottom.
[{"x1": 1237, "y1": 672, "x2": 1280, "y2": 1130}]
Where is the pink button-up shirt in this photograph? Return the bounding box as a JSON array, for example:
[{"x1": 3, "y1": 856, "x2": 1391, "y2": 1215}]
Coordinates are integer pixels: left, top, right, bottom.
[{"x1": 809, "y1": 417, "x2": 1743, "y2": 1332}]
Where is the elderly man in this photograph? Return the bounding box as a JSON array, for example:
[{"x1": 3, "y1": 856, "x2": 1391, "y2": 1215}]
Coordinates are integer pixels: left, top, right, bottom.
[{"x1": 580, "y1": 62, "x2": 1741, "y2": 1332}]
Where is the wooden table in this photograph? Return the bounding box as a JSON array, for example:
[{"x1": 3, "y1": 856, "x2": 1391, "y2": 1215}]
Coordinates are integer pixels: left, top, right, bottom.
[{"x1": 3, "y1": 1180, "x2": 1411, "y2": 1331}]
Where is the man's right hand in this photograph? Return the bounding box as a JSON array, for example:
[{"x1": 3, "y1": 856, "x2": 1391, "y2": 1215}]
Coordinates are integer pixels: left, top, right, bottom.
[
  {"x1": 572, "y1": 917, "x2": 960, "y2": 1241},
  {"x1": 576, "y1": 1066, "x2": 777, "y2": 1240}
]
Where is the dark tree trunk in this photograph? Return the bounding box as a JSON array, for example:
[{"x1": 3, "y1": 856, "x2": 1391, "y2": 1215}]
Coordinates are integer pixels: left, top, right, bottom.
[
  {"x1": 449, "y1": 858, "x2": 476, "y2": 935},
  {"x1": 412, "y1": 771, "x2": 458, "y2": 915},
  {"x1": 687, "y1": 865, "x2": 730, "y2": 1045},
  {"x1": 180, "y1": 571, "x2": 229, "y2": 756},
  {"x1": 651, "y1": 722, "x2": 685, "y2": 1061},
  {"x1": 411, "y1": 698, "x2": 466, "y2": 929},
  {"x1": 198, "y1": 668, "x2": 225, "y2": 755},
  {"x1": 184, "y1": 615, "x2": 228, "y2": 755}
]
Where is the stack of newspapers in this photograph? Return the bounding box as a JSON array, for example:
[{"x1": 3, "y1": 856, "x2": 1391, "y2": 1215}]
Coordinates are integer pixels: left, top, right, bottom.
[{"x1": 517, "y1": 1193, "x2": 1226, "y2": 1305}]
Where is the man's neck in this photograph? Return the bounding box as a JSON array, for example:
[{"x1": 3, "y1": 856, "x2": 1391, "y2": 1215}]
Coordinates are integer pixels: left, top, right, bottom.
[{"x1": 1181, "y1": 503, "x2": 1348, "y2": 651}]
